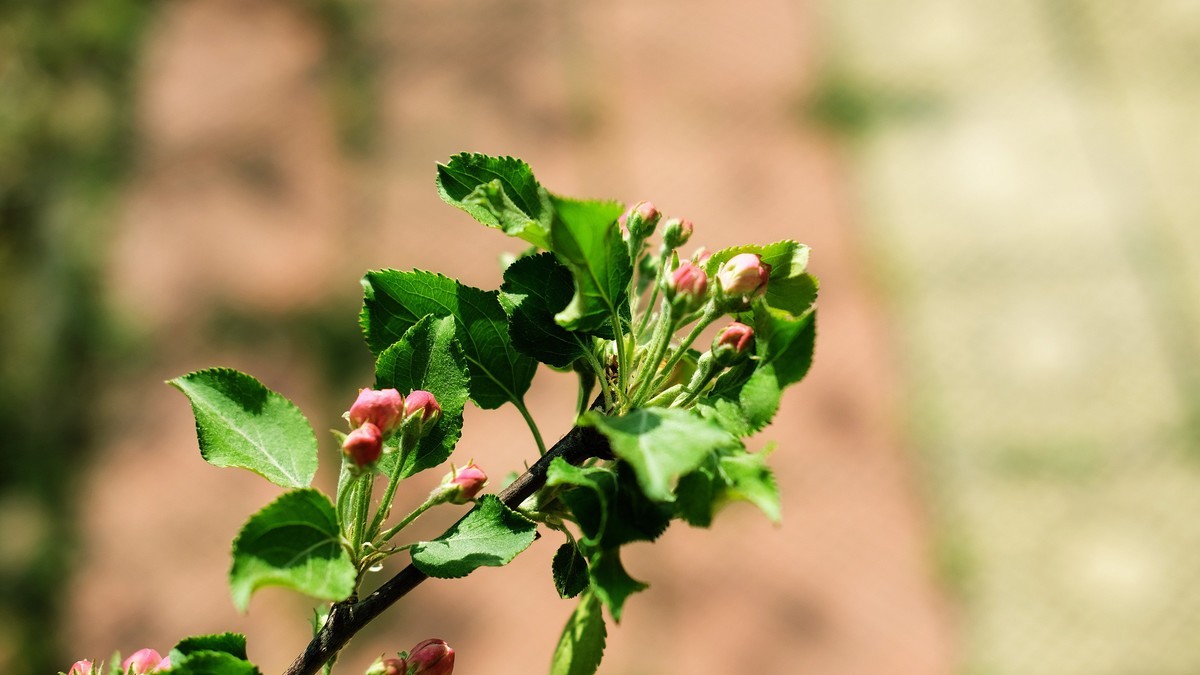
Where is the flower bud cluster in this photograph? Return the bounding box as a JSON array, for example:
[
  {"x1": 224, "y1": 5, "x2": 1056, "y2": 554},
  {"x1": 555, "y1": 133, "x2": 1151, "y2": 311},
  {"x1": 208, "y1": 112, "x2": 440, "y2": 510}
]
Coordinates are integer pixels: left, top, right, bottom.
[
  {"x1": 367, "y1": 638, "x2": 455, "y2": 675},
  {"x1": 342, "y1": 388, "x2": 442, "y2": 468}
]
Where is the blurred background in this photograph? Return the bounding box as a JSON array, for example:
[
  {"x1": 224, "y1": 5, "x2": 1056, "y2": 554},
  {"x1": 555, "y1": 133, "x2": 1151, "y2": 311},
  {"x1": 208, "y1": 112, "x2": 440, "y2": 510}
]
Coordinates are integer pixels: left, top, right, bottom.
[{"x1": 2, "y1": 0, "x2": 1198, "y2": 673}]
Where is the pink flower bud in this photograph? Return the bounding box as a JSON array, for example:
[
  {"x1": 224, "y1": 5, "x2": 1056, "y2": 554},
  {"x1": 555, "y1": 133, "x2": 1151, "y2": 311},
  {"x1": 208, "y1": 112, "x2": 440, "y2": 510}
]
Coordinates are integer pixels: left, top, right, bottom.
[
  {"x1": 662, "y1": 218, "x2": 693, "y2": 249},
  {"x1": 122, "y1": 649, "x2": 165, "y2": 674},
  {"x1": 715, "y1": 253, "x2": 770, "y2": 310},
  {"x1": 342, "y1": 422, "x2": 384, "y2": 467},
  {"x1": 692, "y1": 247, "x2": 712, "y2": 265},
  {"x1": 407, "y1": 639, "x2": 454, "y2": 675},
  {"x1": 443, "y1": 462, "x2": 488, "y2": 504},
  {"x1": 404, "y1": 390, "x2": 442, "y2": 439},
  {"x1": 348, "y1": 388, "x2": 406, "y2": 435},
  {"x1": 67, "y1": 660, "x2": 94, "y2": 675},
  {"x1": 712, "y1": 321, "x2": 755, "y2": 365},
  {"x1": 381, "y1": 657, "x2": 407, "y2": 675},
  {"x1": 664, "y1": 261, "x2": 708, "y2": 313}
]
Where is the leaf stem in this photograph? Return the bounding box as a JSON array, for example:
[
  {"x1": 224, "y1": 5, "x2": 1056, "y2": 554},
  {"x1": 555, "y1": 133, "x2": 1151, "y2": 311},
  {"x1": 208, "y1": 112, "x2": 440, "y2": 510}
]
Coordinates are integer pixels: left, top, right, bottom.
[
  {"x1": 642, "y1": 305, "x2": 720, "y2": 404},
  {"x1": 376, "y1": 497, "x2": 438, "y2": 544},
  {"x1": 514, "y1": 397, "x2": 548, "y2": 455}
]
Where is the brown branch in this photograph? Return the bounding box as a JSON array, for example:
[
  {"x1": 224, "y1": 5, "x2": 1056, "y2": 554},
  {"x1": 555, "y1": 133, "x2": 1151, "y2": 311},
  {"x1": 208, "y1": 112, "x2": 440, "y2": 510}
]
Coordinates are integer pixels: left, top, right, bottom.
[{"x1": 282, "y1": 424, "x2": 611, "y2": 675}]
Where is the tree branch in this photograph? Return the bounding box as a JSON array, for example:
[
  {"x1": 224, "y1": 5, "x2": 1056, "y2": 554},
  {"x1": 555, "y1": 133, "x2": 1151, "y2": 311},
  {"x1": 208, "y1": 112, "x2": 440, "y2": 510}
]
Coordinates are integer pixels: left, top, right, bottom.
[{"x1": 282, "y1": 423, "x2": 611, "y2": 675}]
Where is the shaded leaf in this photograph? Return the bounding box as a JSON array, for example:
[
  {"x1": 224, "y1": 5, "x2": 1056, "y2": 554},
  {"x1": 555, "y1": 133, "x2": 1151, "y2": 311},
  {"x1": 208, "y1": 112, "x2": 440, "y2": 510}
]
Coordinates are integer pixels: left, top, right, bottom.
[
  {"x1": 553, "y1": 541, "x2": 590, "y2": 599},
  {"x1": 549, "y1": 195, "x2": 630, "y2": 333},
  {"x1": 588, "y1": 548, "x2": 647, "y2": 622},
  {"x1": 500, "y1": 252, "x2": 590, "y2": 367},
  {"x1": 550, "y1": 592, "x2": 606, "y2": 675}
]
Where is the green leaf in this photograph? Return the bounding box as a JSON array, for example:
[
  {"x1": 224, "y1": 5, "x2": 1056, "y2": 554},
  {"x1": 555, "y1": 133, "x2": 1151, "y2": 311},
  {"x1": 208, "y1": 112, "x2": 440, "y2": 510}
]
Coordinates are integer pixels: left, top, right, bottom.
[
  {"x1": 361, "y1": 270, "x2": 537, "y2": 409},
  {"x1": 718, "y1": 448, "x2": 781, "y2": 523},
  {"x1": 582, "y1": 408, "x2": 737, "y2": 502},
  {"x1": 547, "y1": 460, "x2": 670, "y2": 548},
  {"x1": 410, "y1": 495, "x2": 538, "y2": 578},
  {"x1": 550, "y1": 592, "x2": 606, "y2": 675},
  {"x1": 436, "y1": 153, "x2": 552, "y2": 249},
  {"x1": 500, "y1": 252, "x2": 591, "y2": 367},
  {"x1": 162, "y1": 652, "x2": 260, "y2": 675},
  {"x1": 553, "y1": 541, "x2": 590, "y2": 599},
  {"x1": 374, "y1": 315, "x2": 470, "y2": 477},
  {"x1": 548, "y1": 195, "x2": 631, "y2": 333},
  {"x1": 674, "y1": 458, "x2": 718, "y2": 527},
  {"x1": 171, "y1": 634, "x2": 248, "y2": 661},
  {"x1": 705, "y1": 240, "x2": 818, "y2": 315},
  {"x1": 169, "y1": 368, "x2": 318, "y2": 488},
  {"x1": 588, "y1": 548, "x2": 647, "y2": 622},
  {"x1": 546, "y1": 459, "x2": 613, "y2": 547},
  {"x1": 229, "y1": 489, "x2": 355, "y2": 612}
]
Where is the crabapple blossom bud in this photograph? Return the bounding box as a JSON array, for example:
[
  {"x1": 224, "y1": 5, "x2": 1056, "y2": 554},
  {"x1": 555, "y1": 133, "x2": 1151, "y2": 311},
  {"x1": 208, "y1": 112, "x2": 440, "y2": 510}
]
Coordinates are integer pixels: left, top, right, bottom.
[
  {"x1": 122, "y1": 648, "x2": 165, "y2": 674},
  {"x1": 348, "y1": 388, "x2": 406, "y2": 435},
  {"x1": 621, "y1": 201, "x2": 660, "y2": 239},
  {"x1": 404, "y1": 390, "x2": 442, "y2": 438},
  {"x1": 715, "y1": 253, "x2": 770, "y2": 310},
  {"x1": 712, "y1": 322, "x2": 755, "y2": 366},
  {"x1": 342, "y1": 422, "x2": 383, "y2": 467},
  {"x1": 664, "y1": 261, "x2": 708, "y2": 314},
  {"x1": 661, "y1": 218, "x2": 693, "y2": 249},
  {"x1": 407, "y1": 639, "x2": 454, "y2": 675},
  {"x1": 365, "y1": 656, "x2": 408, "y2": 675},
  {"x1": 443, "y1": 462, "x2": 488, "y2": 504},
  {"x1": 67, "y1": 660, "x2": 93, "y2": 675}
]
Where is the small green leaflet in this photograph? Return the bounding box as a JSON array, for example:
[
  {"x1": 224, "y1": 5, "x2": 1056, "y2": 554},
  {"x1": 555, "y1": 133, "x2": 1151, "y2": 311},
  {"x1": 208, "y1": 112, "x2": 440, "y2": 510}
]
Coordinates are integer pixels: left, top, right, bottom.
[
  {"x1": 548, "y1": 195, "x2": 631, "y2": 333},
  {"x1": 500, "y1": 252, "x2": 591, "y2": 368},
  {"x1": 410, "y1": 495, "x2": 538, "y2": 578},
  {"x1": 705, "y1": 240, "x2": 818, "y2": 316},
  {"x1": 550, "y1": 592, "x2": 607, "y2": 675},
  {"x1": 436, "y1": 153, "x2": 553, "y2": 250},
  {"x1": 588, "y1": 548, "x2": 647, "y2": 622},
  {"x1": 361, "y1": 270, "x2": 536, "y2": 410},
  {"x1": 553, "y1": 541, "x2": 590, "y2": 599},
  {"x1": 229, "y1": 489, "x2": 356, "y2": 612},
  {"x1": 169, "y1": 368, "x2": 318, "y2": 488},
  {"x1": 171, "y1": 633, "x2": 248, "y2": 661},
  {"x1": 718, "y1": 448, "x2": 781, "y2": 524},
  {"x1": 583, "y1": 408, "x2": 738, "y2": 502},
  {"x1": 374, "y1": 315, "x2": 470, "y2": 478},
  {"x1": 166, "y1": 633, "x2": 259, "y2": 675}
]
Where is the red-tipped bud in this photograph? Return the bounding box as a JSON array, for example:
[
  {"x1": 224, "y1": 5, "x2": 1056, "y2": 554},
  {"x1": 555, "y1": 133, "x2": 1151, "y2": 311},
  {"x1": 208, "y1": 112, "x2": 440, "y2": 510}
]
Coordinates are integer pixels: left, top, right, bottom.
[
  {"x1": 67, "y1": 660, "x2": 94, "y2": 675},
  {"x1": 122, "y1": 649, "x2": 165, "y2": 674},
  {"x1": 662, "y1": 218, "x2": 693, "y2": 249},
  {"x1": 343, "y1": 422, "x2": 384, "y2": 467},
  {"x1": 620, "y1": 201, "x2": 661, "y2": 239},
  {"x1": 712, "y1": 322, "x2": 755, "y2": 366},
  {"x1": 664, "y1": 261, "x2": 708, "y2": 313},
  {"x1": 715, "y1": 253, "x2": 770, "y2": 309},
  {"x1": 348, "y1": 388, "x2": 406, "y2": 435},
  {"x1": 443, "y1": 462, "x2": 488, "y2": 504},
  {"x1": 407, "y1": 639, "x2": 454, "y2": 675},
  {"x1": 403, "y1": 390, "x2": 442, "y2": 439}
]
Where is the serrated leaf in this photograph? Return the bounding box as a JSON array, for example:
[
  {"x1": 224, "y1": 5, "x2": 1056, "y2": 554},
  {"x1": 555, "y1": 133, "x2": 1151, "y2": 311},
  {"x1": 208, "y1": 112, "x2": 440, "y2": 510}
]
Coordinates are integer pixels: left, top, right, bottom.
[
  {"x1": 674, "y1": 458, "x2": 718, "y2": 527},
  {"x1": 550, "y1": 592, "x2": 607, "y2": 675},
  {"x1": 374, "y1": 315, "x2": 470, "y2": 477},
  {"x1": 553, "y1": 541, "x2": 590, "y2": 599},
  {"x1": 500, "y1": 252, "x2": 591, "y2": 367},
  {"x1": 361, "y1": 270, "x2": 536, "y2": 409},
  {"x1": 169, "y1": 368, "x2": 318, "y2": 488},
  {"x1": 410, "y1": 495, "x2": 538, "y2": 578},
  {"x1": 171, "y1": 633, "x2": 248, "y2": 661},
  {"x1": 548, "y1": 195, "x2": 631, "y2": 333},
  {"x1": 162, "y1": 652, "x2": 261, "y2": 675},
  {"x1": 547, "y1": 460, "x2": 670, "y2": 548},
  {"x1": 705, "y1": 240, "x2": 818, "y2": 315},
  {"x1": 582, "y1": 408, "x2": 737, "y2": 502},
  {"x1": 229, "y1": 489, "x2": 355, "y2": 612},
  {"x1": 546, "y1": 459, "x2": 613, "y2": 547},
  {"x1": 436, "y1": 153, "x2": 552, "y2": 249},
  {"x1": 718, "y1": 448, "x2": 781, "y2": 523},
  {"x1": 588, "y1": 548, "x2": 647, "y2": 622}
]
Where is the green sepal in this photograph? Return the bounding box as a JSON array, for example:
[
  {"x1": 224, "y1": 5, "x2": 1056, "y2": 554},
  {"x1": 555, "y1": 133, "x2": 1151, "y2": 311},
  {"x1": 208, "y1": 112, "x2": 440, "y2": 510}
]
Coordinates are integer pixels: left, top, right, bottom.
[
  {"x1": 168, "y1": 368, "x2": 318, "y2": 489},
  {"x1": 229, "y1": 489, "x2": 356, "y2": 612},
  {"x1": 410, "y1": 495, "x2": 538, "y2": 578}
]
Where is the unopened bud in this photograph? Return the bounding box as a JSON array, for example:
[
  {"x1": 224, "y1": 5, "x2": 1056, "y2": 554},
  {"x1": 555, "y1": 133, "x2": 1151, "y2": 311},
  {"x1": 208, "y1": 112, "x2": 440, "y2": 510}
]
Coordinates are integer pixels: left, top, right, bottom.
[
  {"x1": 404, "y1": 390, "x2": 442, "y2": 438},
  {"x1": 442, "y1": 462, "x2": 488, "y2": 504},
  {"x1": 662, "y1": 218, "x2": 693, "y2": 249},
  {"x1": 122, "y1": 649, "x2": 166, "y2": 674},
  {"x1": 664, "y1": 261, "x2": 708, "y2": 314},
  {"x1": 348, "y1": 388, "x2": 406, "y2": 435},
  {"x1": 692, "y1": 247, "x2": 712, "y2": 265},
  {"x1": 67, "y1": 660, "x2": 94, "y2": 675},
  {"x1": 621, "y1": 201, "x2": 660, "y2": 239},
  {"x1": 407, "y1": 639, "x2": 454, "y2": 675},
  {"x1": 343, "y1": 423, "x2": 384, "y2": 467},
  {"x1": 365, "y1": 656, "x2": 408, "y2": 675},
  {"x1": 715, "y1": 253, "x2": 770, "y2": 310},
  {"x1": 712, "y1": 322, "x2": 755, "y2": 366}
]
